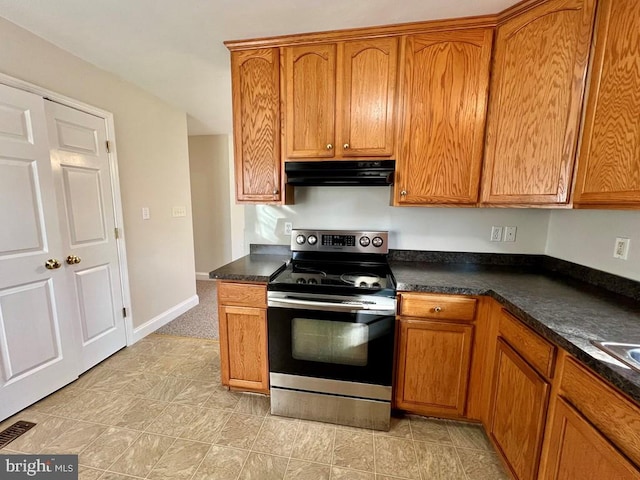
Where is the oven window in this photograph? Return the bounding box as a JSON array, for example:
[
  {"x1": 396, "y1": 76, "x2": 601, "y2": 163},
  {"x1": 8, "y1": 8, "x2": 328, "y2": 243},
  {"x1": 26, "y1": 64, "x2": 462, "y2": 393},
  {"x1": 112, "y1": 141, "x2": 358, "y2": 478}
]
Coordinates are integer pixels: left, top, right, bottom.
[{"x1": 291, "y1": 317, "x2": 368, "y2": 367}]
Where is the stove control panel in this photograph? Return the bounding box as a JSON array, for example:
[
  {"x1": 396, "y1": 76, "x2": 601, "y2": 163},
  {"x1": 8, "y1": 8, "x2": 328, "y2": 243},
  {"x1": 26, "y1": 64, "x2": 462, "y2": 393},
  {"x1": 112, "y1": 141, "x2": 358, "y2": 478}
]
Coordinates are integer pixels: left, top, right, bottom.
[{"x1": 291, "y1": 229, "x2": 389, "y2": 254}]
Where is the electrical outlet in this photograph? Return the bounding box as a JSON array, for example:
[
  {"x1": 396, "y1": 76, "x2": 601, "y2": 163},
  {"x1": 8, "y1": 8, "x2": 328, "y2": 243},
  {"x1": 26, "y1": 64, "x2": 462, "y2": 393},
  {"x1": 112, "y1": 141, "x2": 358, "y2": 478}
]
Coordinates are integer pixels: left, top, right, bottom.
[
  {"x1": 614, "y1": 237, "x2": 630, "y2": 260},
  {"x1": 172, "y1": 206, "x2": 187, "y2": 217},
  {"x1": 284, "y1": 222, "x2": 293, "y2": 235},
  {"x1": 142, "y1": 207, "x2": 150, "y2": 220},
  {"x1": 491, "y1": 226, "x2": 503, "y2": 242},
  {"x1": 504, "y1": 226, "x2": 517, "y2": 242}
]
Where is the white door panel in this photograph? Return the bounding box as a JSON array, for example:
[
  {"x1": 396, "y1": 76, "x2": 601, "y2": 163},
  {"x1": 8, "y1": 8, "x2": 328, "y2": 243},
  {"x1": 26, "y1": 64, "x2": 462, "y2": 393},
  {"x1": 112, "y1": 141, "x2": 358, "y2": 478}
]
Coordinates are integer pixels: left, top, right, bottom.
[
  {"x1": 0, "y1": 158, "x2": 45, "y2": 256},
  {"x1": 46, "y1": 100, "x2": 126, "y2": 373},
  {"x1": 74, "y1": 264, "x2": 117, "y2": 344},
  {"x1": 0, "y1": 280, "x2": 62, "y2": 382},
  {"x1": 0, "y1": 83, "x2": 78, "y2": 420},
  {"x1": 62, "y1": 165, "x2": 107, "y2": 245}
]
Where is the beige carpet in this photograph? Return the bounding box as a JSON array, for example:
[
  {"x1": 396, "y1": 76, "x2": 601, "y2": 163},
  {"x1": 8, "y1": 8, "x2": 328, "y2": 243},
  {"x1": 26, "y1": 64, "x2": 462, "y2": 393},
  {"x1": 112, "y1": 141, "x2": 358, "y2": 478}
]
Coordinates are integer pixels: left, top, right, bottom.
[{"x1": 156, "y1": 280, "x2": 218, "y2": 339}]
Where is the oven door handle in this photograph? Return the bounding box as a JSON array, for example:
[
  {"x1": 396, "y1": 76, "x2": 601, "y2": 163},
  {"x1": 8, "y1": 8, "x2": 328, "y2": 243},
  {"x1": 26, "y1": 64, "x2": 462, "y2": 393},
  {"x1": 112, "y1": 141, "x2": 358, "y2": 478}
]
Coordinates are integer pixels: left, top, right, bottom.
[{"x1": 268, "y1": 297, "x2": 383, "y2": 312}]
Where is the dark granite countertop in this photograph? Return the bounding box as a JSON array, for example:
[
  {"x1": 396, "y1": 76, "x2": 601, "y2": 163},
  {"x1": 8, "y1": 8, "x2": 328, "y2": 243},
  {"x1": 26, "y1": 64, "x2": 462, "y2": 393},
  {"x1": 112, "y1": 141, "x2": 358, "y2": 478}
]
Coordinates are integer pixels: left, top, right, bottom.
[
  {"x1": 209, "y1": 254, "x2": 289, "y2": 283},
  {"x1": 208, "y1": 245, "x2": 640, "y2": 404},
  {"x1": 391, "y1": 261, "x2": 640, "y2": 403}
]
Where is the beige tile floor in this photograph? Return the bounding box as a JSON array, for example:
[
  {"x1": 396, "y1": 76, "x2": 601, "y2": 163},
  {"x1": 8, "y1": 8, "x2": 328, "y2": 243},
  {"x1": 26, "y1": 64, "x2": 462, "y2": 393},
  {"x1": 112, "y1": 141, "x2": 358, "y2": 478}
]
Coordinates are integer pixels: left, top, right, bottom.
[{"x1": 0, "y1": 334, "x2": 509, "y2": 480}]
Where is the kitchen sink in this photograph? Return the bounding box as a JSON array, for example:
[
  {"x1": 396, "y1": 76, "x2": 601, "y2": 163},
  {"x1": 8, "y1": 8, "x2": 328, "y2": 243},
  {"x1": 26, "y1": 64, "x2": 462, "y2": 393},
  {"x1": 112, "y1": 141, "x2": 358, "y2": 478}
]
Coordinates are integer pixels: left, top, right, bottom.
[{"x1": 592, "y1": 341, "x2": 640, "y2": 373}]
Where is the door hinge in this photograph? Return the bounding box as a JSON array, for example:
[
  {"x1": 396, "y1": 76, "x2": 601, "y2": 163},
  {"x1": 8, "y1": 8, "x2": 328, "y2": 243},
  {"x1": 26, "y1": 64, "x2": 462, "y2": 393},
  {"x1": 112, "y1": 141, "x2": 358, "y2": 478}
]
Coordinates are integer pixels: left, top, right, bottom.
[
  {"x1": 122, "y1": 307, "x2": 127, "y2": 318},
  {"x1": 114, "y1": 227, "x2": 120, "y2": 239},
  {"x1": 106, "y1": 140, "x2": 111, "y2": 153}
]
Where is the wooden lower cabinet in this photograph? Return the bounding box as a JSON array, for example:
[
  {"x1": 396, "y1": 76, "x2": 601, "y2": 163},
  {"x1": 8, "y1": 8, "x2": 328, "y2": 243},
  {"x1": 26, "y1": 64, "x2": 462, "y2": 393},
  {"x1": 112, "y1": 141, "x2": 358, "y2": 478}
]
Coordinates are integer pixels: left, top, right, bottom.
[
  {"x1": 541, "y1": 397, "x2": 640, "y2": 479},
  {"x1": 489, "y1": 338, "x2": 550, "y2": 480},
  {"x1": 395, "y1": 318, "x2": 474, "y2": 417},
  {"x1": 218, "y1": 282, "x2": 269, "y2": 394}
]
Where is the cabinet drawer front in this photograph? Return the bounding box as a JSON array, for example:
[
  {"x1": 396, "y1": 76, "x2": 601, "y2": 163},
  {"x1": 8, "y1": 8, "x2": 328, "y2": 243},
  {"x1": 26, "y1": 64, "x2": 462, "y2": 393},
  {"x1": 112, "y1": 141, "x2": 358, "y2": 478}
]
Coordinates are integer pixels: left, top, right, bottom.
[
  {"x1": 218, "y1": 282, "x2": 266, "y2": 308},
  {"x1": 560, "y1": 356, "x2": 640, "y2": 467},
  {"x1": 399, "y1": 293, "x2": 477, "y2": 321},
  {"x1": 499, "y1": 309, "x2": 555, "y2": 378}
]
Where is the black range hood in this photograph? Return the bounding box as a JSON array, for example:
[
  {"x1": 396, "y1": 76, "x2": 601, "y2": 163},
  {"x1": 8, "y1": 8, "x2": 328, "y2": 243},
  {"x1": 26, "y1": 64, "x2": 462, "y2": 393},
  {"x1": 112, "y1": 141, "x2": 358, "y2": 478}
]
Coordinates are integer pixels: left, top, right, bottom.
[{"x1": 285, "y1": 160, "x2": 395, "y2": 187}]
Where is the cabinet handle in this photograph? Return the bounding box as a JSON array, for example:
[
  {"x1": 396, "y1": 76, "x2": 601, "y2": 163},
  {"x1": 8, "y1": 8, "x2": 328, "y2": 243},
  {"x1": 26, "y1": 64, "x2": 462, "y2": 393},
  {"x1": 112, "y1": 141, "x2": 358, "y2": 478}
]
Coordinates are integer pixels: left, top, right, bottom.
[
  {"x1": 433, "y1": 306, "x2": 442, "y2": 313},
  {"x1": 273, "y1": 188, "x2": 279, "y2": 195},
  {"x1": 326, "y1": 144, "x2": 333, "y2": 150},
  {"x1": 343, "y1": 143, "x2": 350, "y2": 150},
  {"x1": 400, "y1": 190, "x2": 407, "y2": 196}
]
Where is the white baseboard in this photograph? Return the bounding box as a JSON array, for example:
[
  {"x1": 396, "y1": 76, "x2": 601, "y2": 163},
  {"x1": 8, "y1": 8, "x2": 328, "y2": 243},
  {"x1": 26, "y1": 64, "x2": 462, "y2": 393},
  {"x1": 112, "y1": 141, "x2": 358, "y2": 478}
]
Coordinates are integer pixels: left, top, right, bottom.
[
  {"x1": 130, "y1": 294, "x2": 199, "y2": 344},
  {"x1": 196, "y1": 272, "x2": 214, "y2": 281}
]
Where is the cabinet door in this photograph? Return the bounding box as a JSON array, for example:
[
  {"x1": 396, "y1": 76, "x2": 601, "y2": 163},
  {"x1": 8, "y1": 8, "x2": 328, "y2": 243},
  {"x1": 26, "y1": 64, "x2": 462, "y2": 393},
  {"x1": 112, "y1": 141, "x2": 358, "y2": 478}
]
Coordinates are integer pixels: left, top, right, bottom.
[
  {"x1": 231, "y1": 48, "x2": 282, "y2": 203},
  {"x1": 481, "y1": 0, "x2": 596, "y2": 205},
  {"x1": 395, "y1": 319, "x2": 474, "y2": 417},
  {"x1": 285, "y1": 44, "x2": 336, "y2": 158},
  {"x1": 218, "y1": 305, "x2": 269, "y2": 393},
  {"x1": 338, "y1": 38, "x2": 398, "y2": 157},
  {"x1": 542, "y1": 397, "x2": 640, "y2": 480},
  {"x1": 395, "y1": 29, "x2": 492, "y2": 205},
  {"x1": 573, "y1": 0, "x2": 640, "y2": 207},
  {"x1": 490, "y1": 339, "x2": 550, "y2": 480}
]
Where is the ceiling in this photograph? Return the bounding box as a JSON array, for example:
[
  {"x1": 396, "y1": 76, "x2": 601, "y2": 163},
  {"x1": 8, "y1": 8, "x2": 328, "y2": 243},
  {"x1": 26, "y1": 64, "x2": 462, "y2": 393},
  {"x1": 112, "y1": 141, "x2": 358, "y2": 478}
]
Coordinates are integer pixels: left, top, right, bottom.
[{"x1": 0, "y1": 0, "x2": 519, "y2": 135}]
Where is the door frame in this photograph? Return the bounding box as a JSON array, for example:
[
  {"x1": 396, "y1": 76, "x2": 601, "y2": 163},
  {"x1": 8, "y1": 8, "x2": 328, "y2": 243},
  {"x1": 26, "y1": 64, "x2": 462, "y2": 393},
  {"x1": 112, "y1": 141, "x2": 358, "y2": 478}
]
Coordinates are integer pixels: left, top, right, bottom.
[{"x1": 0, "y1": 72, "x2": 135, "y2": 345}]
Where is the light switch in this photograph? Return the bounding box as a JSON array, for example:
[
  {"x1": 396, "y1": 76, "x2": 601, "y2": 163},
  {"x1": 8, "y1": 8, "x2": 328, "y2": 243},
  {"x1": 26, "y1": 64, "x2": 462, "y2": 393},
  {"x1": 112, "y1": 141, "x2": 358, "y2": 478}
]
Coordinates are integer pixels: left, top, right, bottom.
[
  {"x1": 142, "y1": 207, "x2": 150, "y2": 220},
  {"x1": 172, "y1": 206, "x2": 187, "y2": 217}
]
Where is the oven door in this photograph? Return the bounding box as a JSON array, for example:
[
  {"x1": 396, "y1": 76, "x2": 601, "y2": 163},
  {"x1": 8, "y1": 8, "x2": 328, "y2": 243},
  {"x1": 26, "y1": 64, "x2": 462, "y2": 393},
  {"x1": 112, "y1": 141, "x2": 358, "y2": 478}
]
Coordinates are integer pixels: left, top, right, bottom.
[{"x1": 267, "y1": 292, "x2": 395, "y2": 387}]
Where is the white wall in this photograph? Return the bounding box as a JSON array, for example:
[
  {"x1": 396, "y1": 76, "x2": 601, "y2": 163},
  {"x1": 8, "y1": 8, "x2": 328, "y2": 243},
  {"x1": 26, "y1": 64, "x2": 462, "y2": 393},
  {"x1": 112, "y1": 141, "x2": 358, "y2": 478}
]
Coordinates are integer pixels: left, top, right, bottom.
[
  {"x1": 0, "y1": 17, "x2": 196, "y2": 329},
  {"x1": 189, "y1": 135, "x2": 233, "y2": 274},
  {"x1": 244, "y1": 187, "x2": 551, "y2": 253},
  {"x1": 546, "y1": 210, "x2": 640, "y2": 281}
]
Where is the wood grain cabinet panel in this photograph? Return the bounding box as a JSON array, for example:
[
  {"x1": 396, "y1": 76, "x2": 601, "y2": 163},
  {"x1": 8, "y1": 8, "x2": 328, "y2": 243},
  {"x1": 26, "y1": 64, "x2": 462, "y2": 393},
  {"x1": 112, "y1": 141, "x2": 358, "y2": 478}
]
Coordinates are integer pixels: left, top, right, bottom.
[
  {"x1": 559, "y1": 355, "x2": 640, "y2": 467},
  {"x1": 284, "y1": 44, "x2": 337, "y2": 158},
  {"x1": 338, "y1": 38, "x2": 398, "y2": 157},
  {"x1": 284, "y1": 38, "x2": 398, "y2": 160},
  {"x1": 541, "y1": 397, "x2": 640, "y2": 480},
  {"x1": 231, "y1": 48, "x2": 282, "y2": 203},
  {"x1": 395, "y1": 29, "x2": 493, "y2": 205},
  {"x1": 395, "y1": 318, "x2": 474, "y2": 417},
  {"x1": 573, "y1": 0, "x2": 640, "y2": 208},
  {"x1": 481, "y1": 0, "x2": 596, "y2": 205},
  {"x1": 490, "y1": 338, "x2": 550, "y2": 480},
  {"x1": 217, "y1": 281, "x2": 269, "y2": 394}
]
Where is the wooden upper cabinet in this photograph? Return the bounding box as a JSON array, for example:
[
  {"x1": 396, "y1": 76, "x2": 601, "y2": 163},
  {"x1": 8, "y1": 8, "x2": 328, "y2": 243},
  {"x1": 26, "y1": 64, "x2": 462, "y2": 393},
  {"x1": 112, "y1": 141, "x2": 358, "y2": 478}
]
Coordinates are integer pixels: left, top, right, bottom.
[
  {"x1": 284, "y1": 38, "x2": 398, "y2": 160},
  {"x1": 573, "y1": 0, "x2": 640, "y2": 208},
  {"x1": 337, "y1": 38, "x2": 398, "y2": 157},
  {"x1": 395, "y1": 29, "x2": 493, "y2": 205},
  {"x1": 231, "y1": 48, "x2": 282, "y2": 203},
  {"x1": 284, "y1": 44, "x2": 337, "y2": 158},
  {"x1": 481, "y1": 0, "x2": 596, "y2": 205}
]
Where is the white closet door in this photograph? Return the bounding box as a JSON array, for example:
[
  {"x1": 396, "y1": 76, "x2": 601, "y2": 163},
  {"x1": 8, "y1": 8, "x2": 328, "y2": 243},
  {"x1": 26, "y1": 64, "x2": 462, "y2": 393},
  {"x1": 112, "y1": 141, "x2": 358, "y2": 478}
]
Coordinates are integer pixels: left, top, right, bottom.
[
  {"x1": 0, "y1": 84, "x2": 78, "y2": 420},
  {"x1": 45, "y1": 101, "x2": 126, "y2": 373}
]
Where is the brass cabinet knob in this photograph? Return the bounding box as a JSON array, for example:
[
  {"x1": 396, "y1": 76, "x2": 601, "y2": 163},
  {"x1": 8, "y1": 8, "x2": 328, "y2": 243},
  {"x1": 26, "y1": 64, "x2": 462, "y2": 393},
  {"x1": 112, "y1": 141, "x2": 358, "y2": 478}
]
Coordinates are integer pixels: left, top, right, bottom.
[
  {"x1": 433, "y1": 306, "x2": 442, "y2": 313},
  {"x1": 45, "y1": 259, "x2": 61, "y2": 270},
  {"x1": 66, "y1": 255, "x2": 81, "y2": 265},
  {"x1": 326, "y1": 144, "x2": 333, "y2": 150},
  {"x1": 343, "y1": 143, "x2": 350, "y2": 149},
  {"x1": 273, "y1": 188, "x2": 279, "y2": 195},
  {"x1": 400, "y1": 190, "x2": 408, "y2": 196}
]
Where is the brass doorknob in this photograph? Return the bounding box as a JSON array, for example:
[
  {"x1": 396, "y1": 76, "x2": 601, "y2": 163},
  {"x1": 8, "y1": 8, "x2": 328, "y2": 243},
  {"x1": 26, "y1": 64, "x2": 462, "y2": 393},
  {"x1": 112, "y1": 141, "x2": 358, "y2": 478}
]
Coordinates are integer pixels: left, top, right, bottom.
[
  {"x1": 45, "y1": 259, "x2": 61, "y2": 270},
  {"x1": 66, "y1": 255, "x2": 81, "y2": 265},
  {"x1": 326, "y1": 144, "x2": 333, "y2": 150},
  {"x1": 343, "y1": 143, "x2": 350, "y2": 149}
]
